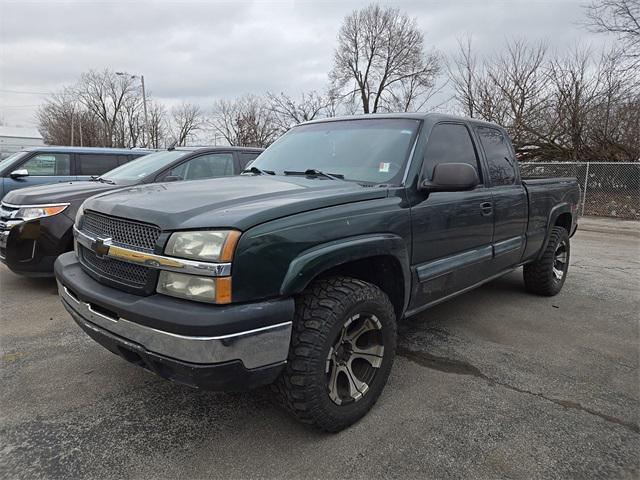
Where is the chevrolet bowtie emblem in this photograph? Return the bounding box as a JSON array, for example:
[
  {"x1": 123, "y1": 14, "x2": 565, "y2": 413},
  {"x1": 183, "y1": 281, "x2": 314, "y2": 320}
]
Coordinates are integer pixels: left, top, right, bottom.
[{"x1": 91, "y1": 237, "x2": 112, "y2": 258}]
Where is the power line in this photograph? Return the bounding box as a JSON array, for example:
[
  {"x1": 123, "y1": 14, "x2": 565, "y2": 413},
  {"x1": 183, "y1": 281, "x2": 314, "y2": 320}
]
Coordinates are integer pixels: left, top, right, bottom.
[{"x1": 0, "y1": 89, "x2": 74, "y2": 96}]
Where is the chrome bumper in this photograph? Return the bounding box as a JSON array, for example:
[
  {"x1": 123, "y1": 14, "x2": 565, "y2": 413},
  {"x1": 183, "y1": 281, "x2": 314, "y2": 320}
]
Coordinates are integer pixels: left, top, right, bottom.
[{"x1": 58, "y1": 281, "x2": 292, "y2": 369}]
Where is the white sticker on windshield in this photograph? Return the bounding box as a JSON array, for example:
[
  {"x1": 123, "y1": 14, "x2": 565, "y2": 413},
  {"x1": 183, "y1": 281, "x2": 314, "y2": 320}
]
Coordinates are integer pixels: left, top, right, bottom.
[
  {"x1": 379, "y1": 162, "x2": 390, "y2": 173},
  {"x1": 401, "y1": 130, "x2": 412, "y2": 134}
]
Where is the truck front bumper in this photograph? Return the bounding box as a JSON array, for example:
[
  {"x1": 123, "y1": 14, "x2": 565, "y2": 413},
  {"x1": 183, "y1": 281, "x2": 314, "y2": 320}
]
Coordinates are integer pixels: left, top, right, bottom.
[{"x1": 55, "y1": 252, "x2": 294, "y2": 390}]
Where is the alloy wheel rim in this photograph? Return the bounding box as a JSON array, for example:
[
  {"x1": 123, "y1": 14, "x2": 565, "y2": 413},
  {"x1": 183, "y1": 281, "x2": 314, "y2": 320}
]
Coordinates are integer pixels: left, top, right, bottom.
[
  {"x1": 325, "y1": 312, "x2": 384, "y2": 405},
  {"x1": 553, "y1": 240, "x2": 568, "y2": 281}
]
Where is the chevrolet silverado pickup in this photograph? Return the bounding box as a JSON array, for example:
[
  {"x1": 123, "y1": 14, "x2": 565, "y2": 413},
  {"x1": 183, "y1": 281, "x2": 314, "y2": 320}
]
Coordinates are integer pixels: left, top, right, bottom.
[{"x1": 54, "y1": 113, "x2": 580, "y2": 431}]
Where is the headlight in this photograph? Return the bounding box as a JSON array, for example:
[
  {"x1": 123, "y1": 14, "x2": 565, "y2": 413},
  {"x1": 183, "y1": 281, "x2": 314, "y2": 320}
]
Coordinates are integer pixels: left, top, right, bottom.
[
  {"x1": 165, "y1": 230, "x2": 240, "y2": 262},
  {"x1": 157, "y1": 271, "x2": 232, "y2": 304},
  {"x1": 15, "y1": 204, "x2": 69, "y2": 221}
]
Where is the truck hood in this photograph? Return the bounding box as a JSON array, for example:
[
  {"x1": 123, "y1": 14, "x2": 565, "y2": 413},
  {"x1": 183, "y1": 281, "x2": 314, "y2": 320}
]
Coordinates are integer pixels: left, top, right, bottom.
[
  {"x1": 83, "y1": 176, "x2": 388, "y2": 231},
  {"x1": 2, "y1": 181, "x2": 117, "y2": 206}
]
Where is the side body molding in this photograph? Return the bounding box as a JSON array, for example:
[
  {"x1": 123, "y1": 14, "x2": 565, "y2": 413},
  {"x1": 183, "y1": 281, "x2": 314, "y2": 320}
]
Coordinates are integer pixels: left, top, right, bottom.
[{"x1": 280, "y1": 233, "x2": 412, "y2": 311}]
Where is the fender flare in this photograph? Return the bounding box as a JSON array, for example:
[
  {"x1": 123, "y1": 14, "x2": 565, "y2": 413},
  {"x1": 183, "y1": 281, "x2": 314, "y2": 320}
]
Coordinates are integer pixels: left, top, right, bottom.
[
  {"x1": 280, "y1": 233, "x2": 412, "y2": 313},
  {"x1": 538, "y1": 203, "x2": 572, "y2": 259}
]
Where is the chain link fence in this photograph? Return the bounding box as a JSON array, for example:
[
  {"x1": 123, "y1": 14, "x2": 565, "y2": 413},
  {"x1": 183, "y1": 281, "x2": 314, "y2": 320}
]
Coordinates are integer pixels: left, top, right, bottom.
[{"x1": 519, "y1": 162, "x2": 640, "y2": 220}]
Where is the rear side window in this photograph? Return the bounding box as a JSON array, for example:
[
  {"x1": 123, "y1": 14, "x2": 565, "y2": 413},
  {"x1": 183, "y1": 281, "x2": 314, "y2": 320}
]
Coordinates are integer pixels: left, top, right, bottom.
[
  {"x1": 239, "y1": 151, "x2": 261, "y2": 170},
  {"x1": 422, "y1": 123, "x2": 480, "y2": 180},
  {"x1": 77, "y1": 154, "x2": 119, "y2": 175},
  {"x1": 476, "y1": 127, "x2": 516, "y2": 186},
  {"x1": 21, "y1": 153, "x2": 71, "y2": 176},
  {"x1": 169, "y1": 153, "x2": 235, "y2": 180}
]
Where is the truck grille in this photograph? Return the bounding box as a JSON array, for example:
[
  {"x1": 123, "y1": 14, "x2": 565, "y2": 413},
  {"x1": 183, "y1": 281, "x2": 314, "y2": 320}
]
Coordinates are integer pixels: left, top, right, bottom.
[
  {"x1": 78, "y1": 211, "x2": 160, "y2": 294},
  {"x1": 82, "y1": 210, "x2": 160, "y2": 252},
  {"x1": 80, "y1": 246, "x2": 150, "y2": 288}
]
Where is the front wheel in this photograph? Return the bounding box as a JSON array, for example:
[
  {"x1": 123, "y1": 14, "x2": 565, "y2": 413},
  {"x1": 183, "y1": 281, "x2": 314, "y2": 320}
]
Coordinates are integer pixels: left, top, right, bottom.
[
  {"x1": 273, "y1": 276, "x2": 397, "y2": 432},
  {"x1": 524, "y1": 226, "x2": 570, "y2": 296}
]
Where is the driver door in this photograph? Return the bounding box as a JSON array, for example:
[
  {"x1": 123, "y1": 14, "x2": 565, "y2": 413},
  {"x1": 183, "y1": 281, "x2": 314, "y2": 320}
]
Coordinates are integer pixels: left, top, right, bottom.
[
  {"x1": 408, "y1": 122, "x2": 494, "y2": 311},
  {"x1": 3, "y1": 152, "x2": 76, "y2": 196}
]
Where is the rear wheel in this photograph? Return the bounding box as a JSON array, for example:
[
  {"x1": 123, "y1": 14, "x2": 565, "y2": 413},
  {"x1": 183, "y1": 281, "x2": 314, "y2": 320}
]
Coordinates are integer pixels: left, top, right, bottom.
[
  {"x1": 273, "y1": 276, "x2": 396, "y2": 432},
  {"x1": 524, "y1": 226, "x2": 570, "y2": 296}
]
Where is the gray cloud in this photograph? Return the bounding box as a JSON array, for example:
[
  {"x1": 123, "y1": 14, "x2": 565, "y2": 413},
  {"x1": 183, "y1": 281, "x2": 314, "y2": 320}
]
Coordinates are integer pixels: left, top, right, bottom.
[{"x1": 0, "y1": 0, "x2": 603, "y2": 127}]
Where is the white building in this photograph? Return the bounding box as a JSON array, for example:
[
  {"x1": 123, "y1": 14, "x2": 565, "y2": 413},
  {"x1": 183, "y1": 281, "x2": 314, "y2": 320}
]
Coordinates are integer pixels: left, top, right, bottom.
[{"x1": 0, "y1": 126, "x2": 44, "y2": 159}]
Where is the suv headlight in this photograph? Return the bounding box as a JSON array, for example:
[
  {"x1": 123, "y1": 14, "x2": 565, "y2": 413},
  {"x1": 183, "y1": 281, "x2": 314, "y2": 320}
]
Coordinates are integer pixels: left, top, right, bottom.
[
  {"x1": 15, "y1": 204, "x2": 69, "y2": 221},
  {"x1": 164, "y1": 230, "x2": 240, "y2": 262}
]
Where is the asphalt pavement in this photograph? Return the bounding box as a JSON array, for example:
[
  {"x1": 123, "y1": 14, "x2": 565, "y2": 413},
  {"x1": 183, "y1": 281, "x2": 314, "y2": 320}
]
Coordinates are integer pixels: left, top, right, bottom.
[{"x1": 1, "y1": 218, "x2": 638, "y2": 479}]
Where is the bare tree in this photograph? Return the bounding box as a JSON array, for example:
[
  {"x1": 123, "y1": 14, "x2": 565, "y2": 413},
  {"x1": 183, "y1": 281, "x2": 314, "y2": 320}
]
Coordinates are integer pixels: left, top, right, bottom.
[
  {"x1": 330, "y1": 4, "x2": 441, "y2": 113},
  {"x1": 267, "y1": 91, "x2": 333, "y2": 132},
  {"x1": 147, "y1": 100, "x2": 168, "y2": 149},
  {"x1": 75, "y1": 69, "x2": 140, "y2": 147},
  {"x1": 37, "y1": 90, "x2": 102, "y2": 146},
  {"x1": 448, "y1": 36, "x2": 478, "y2": 117},
  {"x1": 584, "y1": 0, "x2": 640, "y2": 57},
  {"x1": 170, "y1": 103, "x2": 203, "y2": 146},
  {"x1": 210, "y1": 95, "x2": 279, "y2": 147}
]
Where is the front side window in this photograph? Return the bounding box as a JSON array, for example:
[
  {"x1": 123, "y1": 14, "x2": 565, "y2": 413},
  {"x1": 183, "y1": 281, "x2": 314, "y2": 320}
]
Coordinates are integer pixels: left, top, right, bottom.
[
  {"x1": 422, "y1": 123, "x2": 480, "y2": 181},
  {"x1": 250, "y1": 119, "x2": 420, "y2": 185},
  {"x1": 476, "y1": 127, "x2": 516, "y2": 186},
  {"x1": 21, "y1": 153, "x2": 71, "y2": 176},
  {"x1": 239, "y1": 151, "x2": 261, "y2": 170},
  {"x1": 77, "y1": 154, "x2": 119, "y2": 175},
  {"x1": 102, "y1": 150, "x2": 190, "y2": 185},
  {"x1": 169, "y1": 153, "x2": 235, "y2": 180}
]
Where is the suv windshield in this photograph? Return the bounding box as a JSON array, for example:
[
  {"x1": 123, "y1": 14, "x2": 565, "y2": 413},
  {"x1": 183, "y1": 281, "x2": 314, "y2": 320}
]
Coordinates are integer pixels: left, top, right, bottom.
[
  {"x1": 250, "y1": 118, "x2": 420, "y2": 185},
  {"x1": 102, "y1": 150, "x2": 192, "y2": 184}
]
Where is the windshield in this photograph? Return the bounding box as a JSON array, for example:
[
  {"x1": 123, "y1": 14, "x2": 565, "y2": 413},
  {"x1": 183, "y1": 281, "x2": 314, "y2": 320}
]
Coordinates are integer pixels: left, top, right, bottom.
[
  {"x1": 0, "y1": 151, "x2": 29, "y2": 172},
  {"x1": 102, "y1": 150, "x2": 191, "y2": 184},
  {"x1": 251, "y1": 118, "x2": 420, "y2": 185}
]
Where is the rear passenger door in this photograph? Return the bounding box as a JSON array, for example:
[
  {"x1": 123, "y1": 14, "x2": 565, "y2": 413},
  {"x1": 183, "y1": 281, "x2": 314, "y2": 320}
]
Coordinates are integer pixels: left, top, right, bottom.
[
  {"x1": 3, "y1": 152, "x2": 75, "y2": 195},
  {"x1": 408, "y1": 122, "x2": 495, "y2": 310},
  {"x1": 75, "y1": 153, "x2": 120, "y2": 180},
  {"x1": 475, "y1": 126, "x2": 527, "y2": 272}
]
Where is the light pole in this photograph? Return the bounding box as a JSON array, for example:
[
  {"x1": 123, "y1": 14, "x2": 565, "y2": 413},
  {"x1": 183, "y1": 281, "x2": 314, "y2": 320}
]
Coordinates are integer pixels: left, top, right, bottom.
[{"x1": 116, "y1": 71, "x2": 149, "y2": 147}]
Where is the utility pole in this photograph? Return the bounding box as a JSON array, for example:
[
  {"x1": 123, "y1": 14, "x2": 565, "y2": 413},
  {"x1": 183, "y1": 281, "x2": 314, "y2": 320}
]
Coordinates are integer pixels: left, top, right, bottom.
[{"x1": 140, "y1": 75, "x2": 149, "y2": 148}]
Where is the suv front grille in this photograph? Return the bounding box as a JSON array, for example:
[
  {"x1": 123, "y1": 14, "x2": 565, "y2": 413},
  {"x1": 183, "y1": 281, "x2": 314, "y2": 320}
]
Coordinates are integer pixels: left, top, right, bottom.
[
  {"x1": 79, "y1": 245, "x2": 151, "y2": 289},
  {"x1": 82, "y1": 210, "x2": 160, "y2": 252}
]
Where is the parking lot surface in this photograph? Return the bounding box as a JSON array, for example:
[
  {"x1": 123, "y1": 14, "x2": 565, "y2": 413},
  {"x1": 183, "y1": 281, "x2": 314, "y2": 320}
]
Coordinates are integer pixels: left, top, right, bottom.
[{"x1": 1, "y1": 220, "x2": 638, "y2": 479}]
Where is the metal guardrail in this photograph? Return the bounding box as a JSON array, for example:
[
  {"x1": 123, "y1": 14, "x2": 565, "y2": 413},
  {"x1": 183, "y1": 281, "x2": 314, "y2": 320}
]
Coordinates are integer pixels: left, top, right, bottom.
[{"x1": 519, "y1": 162, "x2": 640, "y2": 220}]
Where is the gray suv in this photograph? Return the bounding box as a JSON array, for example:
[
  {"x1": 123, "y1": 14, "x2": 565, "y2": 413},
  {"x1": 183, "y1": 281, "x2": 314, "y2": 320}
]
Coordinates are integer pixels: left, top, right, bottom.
[{"x1": 0, "y1": 146, "x2": 151, "y2": 200}]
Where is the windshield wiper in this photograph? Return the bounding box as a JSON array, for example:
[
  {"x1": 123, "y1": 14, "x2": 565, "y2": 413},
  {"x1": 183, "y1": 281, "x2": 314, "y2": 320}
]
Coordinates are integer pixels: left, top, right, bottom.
[
  {"x1": 241, "y1": 166, "x2": 275, "y2": 176},
  {"x1": 284, "y1": 169, "x2": 344, "y2": 180},
  {"x1": 93, "y1": 176, "x2": 115, "y2": 184}
]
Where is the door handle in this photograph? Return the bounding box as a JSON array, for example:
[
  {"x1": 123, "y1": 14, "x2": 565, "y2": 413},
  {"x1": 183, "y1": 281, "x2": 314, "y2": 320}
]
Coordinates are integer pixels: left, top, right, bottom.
[{"x1": 480, "y1": 202, "x2": 493, "y2": 216}]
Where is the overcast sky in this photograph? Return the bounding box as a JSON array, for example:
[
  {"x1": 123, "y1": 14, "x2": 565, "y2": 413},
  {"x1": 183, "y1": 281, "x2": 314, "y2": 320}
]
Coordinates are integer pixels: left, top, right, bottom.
[{"x1": 0, "y1": 0, "x2": 607, "y2": 129}]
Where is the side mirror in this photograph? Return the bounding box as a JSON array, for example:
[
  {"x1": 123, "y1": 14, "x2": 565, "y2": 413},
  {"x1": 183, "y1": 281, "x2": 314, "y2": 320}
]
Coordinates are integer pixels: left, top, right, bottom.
[
  {"x1": 163, "y1": 175, "x2": 183, "y2": 182},
  {"x1": 419, "y1": 163, "x2": 479, "y2": 192},
  {"x1": 9, "y1": 169, "x2": 29, "y2": 179}
]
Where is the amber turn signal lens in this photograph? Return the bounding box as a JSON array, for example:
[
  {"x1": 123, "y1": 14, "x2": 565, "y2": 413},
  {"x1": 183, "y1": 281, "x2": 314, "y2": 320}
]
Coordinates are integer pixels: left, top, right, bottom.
[
  {"x1": 215, "y1": 277, "x2": 232, "y2": 304},
  {"x1": 43, "y1": 206, "x2": 68, "y2": 216},
  {"x1": 220, "y1": 231, "x2": 241, "y2": 262}
]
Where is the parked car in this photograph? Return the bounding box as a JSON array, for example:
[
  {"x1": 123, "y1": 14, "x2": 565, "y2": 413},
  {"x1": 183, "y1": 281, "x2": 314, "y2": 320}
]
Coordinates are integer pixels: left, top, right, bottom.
[
  {"x1": 0, "y1": 146, "x2": 263, "y2": 276},
  {"x1": 0, "y1": 146, "x2": 152, "y2": 200},
  {"x1": 54, "y1": 114, "x2": 579, "y2": 431}
]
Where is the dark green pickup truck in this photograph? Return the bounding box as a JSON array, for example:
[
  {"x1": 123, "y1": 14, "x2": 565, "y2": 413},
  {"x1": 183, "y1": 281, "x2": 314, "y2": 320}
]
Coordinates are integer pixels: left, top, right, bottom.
[{"x1": 55, "y1": 113, "x2": 580, "y2": 431}]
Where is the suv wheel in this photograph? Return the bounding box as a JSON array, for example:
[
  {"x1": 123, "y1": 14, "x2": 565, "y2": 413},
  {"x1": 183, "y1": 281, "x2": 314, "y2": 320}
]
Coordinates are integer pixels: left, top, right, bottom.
[
  {"x1": 273, "y1": 276, "x2": 397, "y2": 432},
  {"x1": 523, "y1": 226, "x2": 570, "y2": 296}
]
